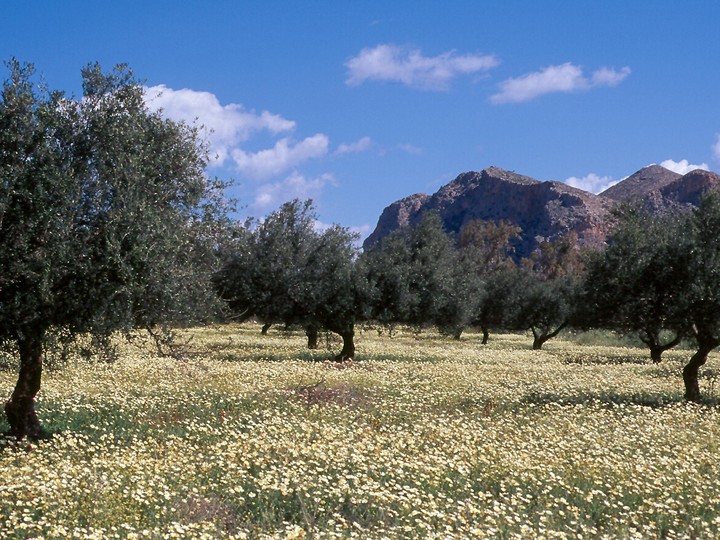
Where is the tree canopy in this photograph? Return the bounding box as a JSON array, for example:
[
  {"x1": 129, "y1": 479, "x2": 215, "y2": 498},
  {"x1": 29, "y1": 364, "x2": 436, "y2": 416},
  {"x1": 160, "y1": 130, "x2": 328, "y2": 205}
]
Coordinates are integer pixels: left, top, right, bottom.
[
  {"x1": 214, "y1": 199, "x2": 363, "y2": 359},
  {"x1": 581, "y1": 206, "x2": 688, "y2": 362},
  {"x1": 361, "y1": 212, "x2": 463, "y2": 333}
]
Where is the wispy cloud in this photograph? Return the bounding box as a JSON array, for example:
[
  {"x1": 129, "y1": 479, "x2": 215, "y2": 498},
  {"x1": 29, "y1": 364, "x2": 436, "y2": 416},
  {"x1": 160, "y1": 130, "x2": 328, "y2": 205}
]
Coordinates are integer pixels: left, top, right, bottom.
[
  {"x1": 564, "y1": 173, "x2": 617, "y2": 194},
  {"x1": 252, "y1": 172, "x2": 335, "y2": 211},
  {"x1": 232, "y1": 135, "x2": 329, "y2": 180},
  {"x1": 336, "y1": 136, "x2": 373, "y2": 155},
  {"x1": 398, "y1": 143, "x2": 423, "y2": 155},
  {"x1": 712, "y1": 134, "x2": 720, "y2": 163},
  {"x1": 490, "y1": 63, "x2": 631, "y2": 104},
  {"x1": 146, "y1": 84, "x2": 341, "y2": 206},
  {"x1": 659, "y1": 159, "x2": 709, "y2": 174},
  {"x1": 144, "y1": 85, "x2": 294, "y2": 165},
  {"x1": 345, "y1": 44, "x2": 499, "y2": 91}
]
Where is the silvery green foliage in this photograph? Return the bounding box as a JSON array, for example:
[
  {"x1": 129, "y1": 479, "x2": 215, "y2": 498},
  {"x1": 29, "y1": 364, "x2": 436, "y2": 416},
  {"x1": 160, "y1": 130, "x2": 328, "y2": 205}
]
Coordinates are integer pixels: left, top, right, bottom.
[
  {"x1": 0, "y1": 59, "x2": 225, "y2": 346},
  {"x1": 215, "y1": 199, "x2": 362, "y2": 356}
]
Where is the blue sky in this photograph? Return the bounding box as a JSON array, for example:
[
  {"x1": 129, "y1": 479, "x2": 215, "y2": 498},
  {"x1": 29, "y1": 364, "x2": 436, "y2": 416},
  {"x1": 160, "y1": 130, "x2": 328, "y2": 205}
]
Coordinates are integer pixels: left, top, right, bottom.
[{"x1": 3, "y1": 1, "x2": 719, "y2": 239}]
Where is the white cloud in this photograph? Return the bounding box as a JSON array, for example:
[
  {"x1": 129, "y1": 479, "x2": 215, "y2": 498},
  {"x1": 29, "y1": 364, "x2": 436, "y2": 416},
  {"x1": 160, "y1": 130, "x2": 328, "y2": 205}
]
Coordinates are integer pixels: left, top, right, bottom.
[
  {"x1": 144, "y1": 85, "x2": 294, "y2": 165},
  {"x1": 659, "y1": 159, "x2": 709, "y2": 175},
  {"x1": 565, "y1": 173, "x2": 617, "y2": 194},
  {"x1": 252, "y1": 172, "x2": 335, "y2": 211},
  {"x1": 336, "y1": 136, "x2": 373, "y2": 155},
  {"x1": 345, "y1": 44, "x2": 499, "y2": 91},
  {"x1": 398, "y1": 143, "x2": 423, "y2": 155},
  {"x1": 232, "y1": 134, "x2": 330, "y2": 179},
  {"x1": 712, "y1": 134, "x2": 720, "y2": 162},
  {"x1": 146, "y1": 84, "x2": 337, "y2": 204},
  {"x1": 312, "y1": 220, "x2": 334, "y2": 233},
  {"x1": 590, "y1": 67, "x2": 632, "y2": 87},
  {"x1": 351, "y1": 223, "x2": 373, "y2": 239},
  {"x1": 490, "y1": 63, "x2": 631, "y2": 104}
]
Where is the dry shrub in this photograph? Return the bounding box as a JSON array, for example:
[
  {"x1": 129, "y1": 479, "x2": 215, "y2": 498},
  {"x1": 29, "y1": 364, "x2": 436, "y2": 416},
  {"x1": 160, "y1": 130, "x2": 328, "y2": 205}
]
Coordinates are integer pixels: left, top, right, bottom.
[
  {"x1": 322, "y1": 358, "x2": 356, "y2": 370},
  {"x1": 291, "y1": 380, "x2": 371, "y2": 409},
  {"x1": 174, "y1": 495, "x2": 240, "y2": 533}
]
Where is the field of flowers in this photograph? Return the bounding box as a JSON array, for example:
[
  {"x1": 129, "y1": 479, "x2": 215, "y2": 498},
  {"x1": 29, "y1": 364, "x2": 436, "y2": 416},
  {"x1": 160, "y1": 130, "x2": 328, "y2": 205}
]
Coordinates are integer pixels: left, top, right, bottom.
[{"x1": 1, "y1": 323, "x2": 720, "y2": 539}]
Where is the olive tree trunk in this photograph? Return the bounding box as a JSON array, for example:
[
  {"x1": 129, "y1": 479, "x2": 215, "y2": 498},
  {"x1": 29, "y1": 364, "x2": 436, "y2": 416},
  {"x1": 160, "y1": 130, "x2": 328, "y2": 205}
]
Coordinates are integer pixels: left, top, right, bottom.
[
  {"x1": 335, "y1": 327, "x2": 355, "y2": 361},
  {"x1": 305, "y1": 324, "x2": 319, "y2": 349},
  {"x1": 5, "y1": 330, "x2": 45, "y2": 439},
  {"x1": 640, "y1": 330, "x2": 683, "y2": 364},
  {"x1": 531, "y1": 322, "x2": 567, "y2": 350},
  {"x1": 683, "y1": 336, "x2": 719, "y2": 402},
  {"x1": 481, "y1": 326, "x2": 489, "y2": 345}
]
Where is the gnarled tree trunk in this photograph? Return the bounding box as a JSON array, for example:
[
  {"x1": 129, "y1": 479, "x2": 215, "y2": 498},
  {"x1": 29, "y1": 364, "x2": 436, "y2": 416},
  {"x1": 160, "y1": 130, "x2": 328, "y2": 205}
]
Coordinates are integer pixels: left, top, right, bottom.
[
  {"x1": 531, "y1": 322, "x2": 567, "y2": 351},
  {"x1": 640, "y1": 330, "x2": 683, "y2": 364},
  {"x1": 335, "y1": 327, "x2": 355, "y2": 361},
  {"x1": 683, "y1": 336, "x2": 719, "y2": 402},
  {"x1": 5, "y1": 330, "x2": 45, "y2": 440}
]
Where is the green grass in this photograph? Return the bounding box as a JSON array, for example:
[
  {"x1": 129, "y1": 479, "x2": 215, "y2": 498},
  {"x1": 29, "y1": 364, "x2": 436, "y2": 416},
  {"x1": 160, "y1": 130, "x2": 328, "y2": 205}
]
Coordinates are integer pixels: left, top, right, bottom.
[{"x1": 1, "y1": 323, "x2": 719, "y2": 538}]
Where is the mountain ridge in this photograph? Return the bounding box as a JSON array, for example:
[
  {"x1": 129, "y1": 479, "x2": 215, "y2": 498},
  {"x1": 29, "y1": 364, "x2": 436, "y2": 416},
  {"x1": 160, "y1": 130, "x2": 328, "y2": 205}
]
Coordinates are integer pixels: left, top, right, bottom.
[{"x1": 363, "y1": 164, "x2": 720, "y2": 257}]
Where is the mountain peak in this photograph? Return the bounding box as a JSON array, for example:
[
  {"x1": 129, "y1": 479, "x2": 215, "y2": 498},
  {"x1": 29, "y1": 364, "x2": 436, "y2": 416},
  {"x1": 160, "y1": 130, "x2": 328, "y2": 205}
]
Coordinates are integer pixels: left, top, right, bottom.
[
  {"x1": 660, "y1": 169, "x2": 720, "y2": 207},
  {"x1": 599, "y1": 164, "x2": 680, "y2": 202},
  {"x1": 363, "y1": 167, "x2": 611, "y2": 255},
  {"x1": 600, "y1": 165, "x2": 720, "y2": 211},
  {"x1": 363, "y1": 164, "x2": 720, "y2": 254},
  {"x1": 482, "y1": 166, "x2": 539, "y2": 185}
]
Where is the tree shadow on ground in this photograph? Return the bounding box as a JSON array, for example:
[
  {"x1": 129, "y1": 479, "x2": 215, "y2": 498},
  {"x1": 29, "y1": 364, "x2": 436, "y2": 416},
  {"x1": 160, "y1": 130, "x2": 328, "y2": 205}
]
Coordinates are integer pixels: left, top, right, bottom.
[
  {"x1": 554, "y1": 352, "x2": 651, "y2": 365},
  {"x1": 0, "y1": 428, "x2": 54, "y2": 451},
  {"x1": 521, "y1": 391, "x2": 720, "y2": 408}
]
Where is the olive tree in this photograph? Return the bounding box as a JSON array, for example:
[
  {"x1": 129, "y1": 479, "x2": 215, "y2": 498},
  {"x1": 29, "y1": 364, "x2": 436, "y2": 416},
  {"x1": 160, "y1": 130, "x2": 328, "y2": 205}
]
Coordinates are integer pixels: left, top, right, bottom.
[
  {"x1": 215, "y1": 199, "x2": 364, "y2": 359},
  {"x1": 514, "y1": 234, "x2": 584, "y2": 350},
  {"x1": 0, "y1": 61, "x2": 225, "y2": 438},
  {"x1": 215, "y1": 200, "x2": 318, "y2": 337},
  {"x1": 582, "y1": 194, "x2": 720, "y2": 401},
  {"x1": 581, "y1": 207, "x2": 688, "y2": 362},
  {"x1": 471, "y1": 265, "x2": 524, "y2": 345},
  {"x1": 302, "y1": 223, "x2": 365, "y2": 359},
  {"x1": 681, "y1": 191, "x2": 720, "y2": 401},
  {"x1": 361, "y1": 212, "x2": 463, "y2": 334},
  {"x1": 458, "y1": 219, "x2": 522, "y2": 344},
  {"x1": 513, "y1": 271, "x2": 577, "y2": 350}
]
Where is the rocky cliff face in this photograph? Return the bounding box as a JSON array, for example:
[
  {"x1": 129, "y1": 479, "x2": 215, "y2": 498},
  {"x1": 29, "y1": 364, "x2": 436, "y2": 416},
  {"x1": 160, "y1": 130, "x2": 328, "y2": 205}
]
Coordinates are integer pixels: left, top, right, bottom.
[
  {"x1": 599, "y1": 165, "x2": 720, "y2": 212},
  {"x1": 362, "y1": 193, "x2": 430, "y2": 248},
  {"x1": 600, "y1": 164, "x2": 681, "y2": 203},
  {"x1": 660, "y1": 169, "x2": 720, "y2": 208},
  {"x1": 363, "y1": 165, "x2": 720, "y2": 257},
  {"x1": 363, "y1": 166, "x2": 614, "y2": 257}
]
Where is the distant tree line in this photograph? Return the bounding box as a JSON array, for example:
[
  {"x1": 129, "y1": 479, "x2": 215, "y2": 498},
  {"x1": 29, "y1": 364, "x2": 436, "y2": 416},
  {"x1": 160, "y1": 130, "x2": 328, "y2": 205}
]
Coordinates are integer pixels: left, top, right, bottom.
[
  {"x1": 213, "y1": 192, "x2": 720, "y2": 405},
  {"x1": 214, "y1": 200, "x2": 580, "y2": 356},
  {"x1": 3, "y1": 59, "x2": 720, "y2": 439}
]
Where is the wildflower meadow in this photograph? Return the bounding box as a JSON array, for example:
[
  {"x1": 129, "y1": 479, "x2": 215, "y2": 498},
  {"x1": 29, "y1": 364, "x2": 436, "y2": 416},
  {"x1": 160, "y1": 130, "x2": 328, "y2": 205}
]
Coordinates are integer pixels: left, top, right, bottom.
[{"x1": 1, "y1": 324, "x2": 720, "y2": 539}]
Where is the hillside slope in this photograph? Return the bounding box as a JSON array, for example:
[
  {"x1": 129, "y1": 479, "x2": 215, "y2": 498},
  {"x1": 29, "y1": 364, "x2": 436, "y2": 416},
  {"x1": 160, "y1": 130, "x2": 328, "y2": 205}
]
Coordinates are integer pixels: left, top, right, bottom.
[
  {"x1": 364, "y1": 165, "x2": 720, "y2": 256},
  {"x1": 363, "y1": 166, "x2": 613, "y2": 257}
]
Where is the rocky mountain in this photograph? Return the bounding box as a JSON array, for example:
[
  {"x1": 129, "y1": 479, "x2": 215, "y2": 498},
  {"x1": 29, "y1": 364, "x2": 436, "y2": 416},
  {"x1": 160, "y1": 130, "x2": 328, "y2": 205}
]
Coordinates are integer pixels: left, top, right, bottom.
[
  {"x1": 658, "y1": 169, "x2": 720, "y2": 208},
  {"x1": 599, "y1": 165, "x2": 720, "y2": 212},
  {"x1": 362, "y1": 193, "x2": 430, "y2": 247},
  {"x1": 363, "y1": 166, "x2": 614, "y2": 257},
  {"x1": 600, "y1": 164, "x2": 681, "y2": 204},
  {"x1": 363, "y1": 165, "x2": 720, "y2": 257}
]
